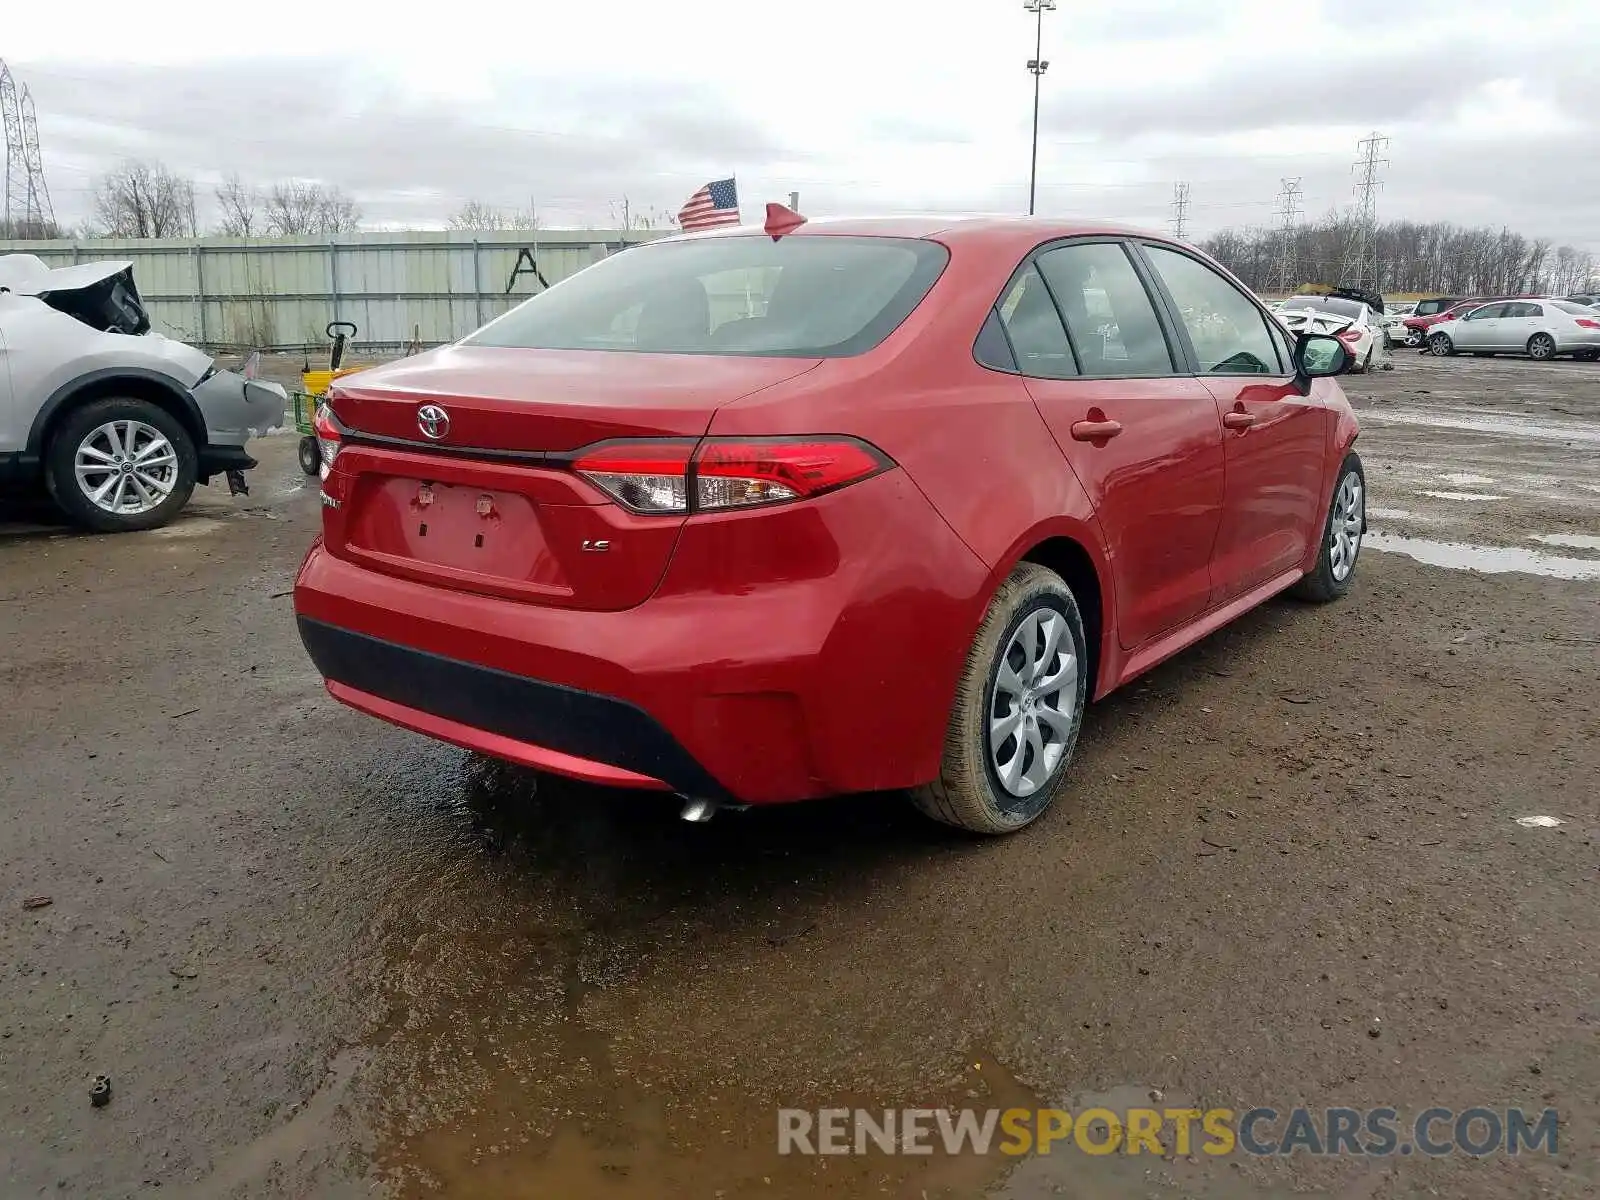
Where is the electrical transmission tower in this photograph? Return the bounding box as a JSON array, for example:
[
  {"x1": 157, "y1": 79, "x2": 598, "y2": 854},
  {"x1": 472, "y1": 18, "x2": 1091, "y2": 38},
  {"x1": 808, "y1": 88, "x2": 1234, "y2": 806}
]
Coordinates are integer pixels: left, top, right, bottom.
[
  {"x1": 19, "y1": 85, "x2": 54, "y2": 230},
  {"x1": 1341, "y1": 131, "x2": 1389, "y2": 291},
  {"x1": 1, "y1": 61, "x2": 55, "y2": 236},
  {"x1": 1168, "y1": 182, "x2": 1191, "y2": 241},
  {"x1": 1269, "y1": 177, "x2": 1303, "y2": 295}
]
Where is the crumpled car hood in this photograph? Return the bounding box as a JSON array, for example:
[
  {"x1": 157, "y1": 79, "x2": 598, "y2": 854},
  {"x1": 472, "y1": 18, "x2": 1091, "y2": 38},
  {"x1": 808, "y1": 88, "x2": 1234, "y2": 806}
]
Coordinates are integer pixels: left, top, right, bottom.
[
  {"x1": 0, "y1": 253, "x2": 132, "y2": 297},
  {"x1": 1278, "y1": 310, "x2": 1358, "y2": 336}
]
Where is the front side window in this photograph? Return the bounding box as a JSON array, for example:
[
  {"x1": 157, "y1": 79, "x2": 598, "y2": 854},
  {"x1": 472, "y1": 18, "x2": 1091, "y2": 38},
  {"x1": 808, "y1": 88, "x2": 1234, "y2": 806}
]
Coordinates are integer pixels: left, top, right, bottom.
[
  {"x1": 1142, "y1": 245, "x2": 1281, "y2": 374},
  {"x1": 1464, "y1": 303, "x2": 1505, "y2": 321},
  {"x1": 465, "y1": 235, "x2": 948, "y2": 358},
  {"x1": 1035, "y1": 242, "x2": 1174, "y2": 377}
]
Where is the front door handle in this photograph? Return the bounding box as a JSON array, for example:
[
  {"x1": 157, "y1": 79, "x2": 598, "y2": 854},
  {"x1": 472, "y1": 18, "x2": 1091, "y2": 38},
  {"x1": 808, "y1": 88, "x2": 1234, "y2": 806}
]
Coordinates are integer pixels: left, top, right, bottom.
[
  {"x1": 1223, "y1": 410, "x2": 1256, "y2": 430},
  {"x1": 1070, "y1": 418, "x2": 1123, "y2": 441}
]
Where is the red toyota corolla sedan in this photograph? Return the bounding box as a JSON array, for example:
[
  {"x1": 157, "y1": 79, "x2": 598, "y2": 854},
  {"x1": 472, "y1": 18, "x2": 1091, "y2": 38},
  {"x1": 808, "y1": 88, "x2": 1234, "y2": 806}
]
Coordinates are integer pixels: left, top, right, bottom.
[{"x1": 294, "y1": 212, "x2": 1364, "y2": 834}]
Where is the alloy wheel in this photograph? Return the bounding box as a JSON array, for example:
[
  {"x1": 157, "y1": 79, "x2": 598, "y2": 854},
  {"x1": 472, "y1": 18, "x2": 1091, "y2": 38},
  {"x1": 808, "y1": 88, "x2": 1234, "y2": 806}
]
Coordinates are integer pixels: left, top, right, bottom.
[
  {"x1": 1329, "y1": 470, "x2": 1364, "y2": 582},
  {"x1": 988, "y1": 607, "x2": 1079, "y2": 799},
  {"x1": 74, "y1": 420, "x2": 178, "y2": 515}
]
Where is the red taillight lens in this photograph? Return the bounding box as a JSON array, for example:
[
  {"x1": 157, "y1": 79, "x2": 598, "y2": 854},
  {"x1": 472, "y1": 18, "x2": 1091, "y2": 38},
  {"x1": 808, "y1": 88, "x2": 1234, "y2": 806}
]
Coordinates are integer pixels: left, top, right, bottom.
[
  {"x1": 694, "y1": 439, "x2": 889, "y2": 510},
  {"x1": 1336, "y1": 328, "x2": 1363, "y2": 346},
  {"x1": 312, "y1": 404, "x2": 341, "y2": 480},
  {"x1": 1575, "y1": 318, "x2": 1600, "y2": 330},
  {"x1": 571, "y1": 441, "x2": 695, "y2": 513},
  {"x1": 571, "y1": 437, "x2": 891, "y2": 515}
]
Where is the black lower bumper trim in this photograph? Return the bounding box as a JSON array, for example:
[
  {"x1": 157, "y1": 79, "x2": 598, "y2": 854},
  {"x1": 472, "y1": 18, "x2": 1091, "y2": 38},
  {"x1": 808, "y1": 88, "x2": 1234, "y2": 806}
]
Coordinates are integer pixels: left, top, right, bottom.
[
  {"x1": 198, "y1": 445, "x2": 258, "y2": 480},
  {"x1": 296, "y1": 617, "x2": 732, "y2": 800}
]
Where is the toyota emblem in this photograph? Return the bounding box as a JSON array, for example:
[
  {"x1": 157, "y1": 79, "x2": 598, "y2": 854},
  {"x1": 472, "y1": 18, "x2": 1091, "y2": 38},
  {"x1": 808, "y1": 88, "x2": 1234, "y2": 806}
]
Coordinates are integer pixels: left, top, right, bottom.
[{"x1": 417, "y1": 404, "x2": 450, "y2": 440}]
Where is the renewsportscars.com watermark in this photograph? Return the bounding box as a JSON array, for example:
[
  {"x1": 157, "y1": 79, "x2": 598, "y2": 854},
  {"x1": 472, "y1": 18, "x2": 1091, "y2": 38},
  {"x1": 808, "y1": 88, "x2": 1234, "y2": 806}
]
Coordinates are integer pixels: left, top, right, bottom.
[{"x1": 778, "y1": 1106, "x2": 1558, "y2": 1158}]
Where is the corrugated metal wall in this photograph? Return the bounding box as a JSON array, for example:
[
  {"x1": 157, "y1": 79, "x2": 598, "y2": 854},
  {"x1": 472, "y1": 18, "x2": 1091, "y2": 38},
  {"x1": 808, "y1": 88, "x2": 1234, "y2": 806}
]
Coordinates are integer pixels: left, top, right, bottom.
[{"x1": 0, "y1": 230, "x2": 667, "y2": 350}]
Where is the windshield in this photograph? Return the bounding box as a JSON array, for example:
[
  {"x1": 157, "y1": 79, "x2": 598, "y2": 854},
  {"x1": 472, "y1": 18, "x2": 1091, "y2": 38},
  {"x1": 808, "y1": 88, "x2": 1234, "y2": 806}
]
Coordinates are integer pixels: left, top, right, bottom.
[
  {"x1": 1280, "y1": 296, "x2": 1362, "y2": 318},
  {"x1": 465, "y1": 235, "x2": 949, "y2": 358}
]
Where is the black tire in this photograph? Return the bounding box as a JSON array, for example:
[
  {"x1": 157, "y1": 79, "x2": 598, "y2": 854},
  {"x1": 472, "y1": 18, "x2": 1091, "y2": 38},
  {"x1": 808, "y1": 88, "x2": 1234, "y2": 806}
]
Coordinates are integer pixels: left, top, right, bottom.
[
  {"x1": 1291, "y1": 451, "x2": 1365, "y2": 603},
  {"x1": 298, "y1": 435, "x2": 323, "y2": 476},
  {"x1": 1527, "y1": 333, "x2": 1556, "y2": 361},
  {"x1": 1429, "y1": 333, "x2": 1454, "y2": 357},
  {"x1": 45, "y1": 398, "x2": 197, "y2": 533},
  {"x1": 1573, "y1": 348, "x2": 1598, "y2": 362},
  {"x1": 911, "y1": 563, "x2": 1088, "y2": 835}
]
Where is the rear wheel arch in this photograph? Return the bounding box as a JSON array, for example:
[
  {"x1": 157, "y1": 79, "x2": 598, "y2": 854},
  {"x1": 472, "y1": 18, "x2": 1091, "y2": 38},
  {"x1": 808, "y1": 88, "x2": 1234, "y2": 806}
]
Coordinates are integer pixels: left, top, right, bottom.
[
  {"x1": 1015, "y1": 534, "x2": 1108, "y2": 700},
  {"x1": 30, "y1": 370, "x2": 207, "y2": 463}
]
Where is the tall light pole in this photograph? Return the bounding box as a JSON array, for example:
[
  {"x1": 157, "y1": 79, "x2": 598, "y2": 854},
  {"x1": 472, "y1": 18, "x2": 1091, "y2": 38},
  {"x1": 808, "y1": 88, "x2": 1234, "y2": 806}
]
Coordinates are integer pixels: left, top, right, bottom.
[{"x1": 1024, "y1": 0, "x2": 1055, "y2": 216}]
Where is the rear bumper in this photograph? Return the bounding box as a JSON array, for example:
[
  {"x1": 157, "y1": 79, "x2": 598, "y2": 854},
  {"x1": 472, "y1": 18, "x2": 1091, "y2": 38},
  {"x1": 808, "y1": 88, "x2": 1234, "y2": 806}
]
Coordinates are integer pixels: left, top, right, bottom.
[
  {"x1": 293, "y1": 469, "x2": 992, "y2": 804},
  {"x1": 299, "y1": 618, "x2": 731, "y2": 796}
]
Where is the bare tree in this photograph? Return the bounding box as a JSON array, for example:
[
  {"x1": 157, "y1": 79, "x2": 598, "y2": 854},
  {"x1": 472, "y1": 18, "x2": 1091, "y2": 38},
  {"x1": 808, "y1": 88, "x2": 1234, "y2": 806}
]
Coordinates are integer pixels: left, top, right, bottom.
[
  {"x1": 214, "y1": 174, "x2": 263, "y2": 237},
  {"x1": 447, "y1": 199, "x2": 541, "y2": 231},
  {"x1": 1201, "y1": 215, "x2": 1594, "y2": 298},
  {"x1": 264, "y1": 181, "x2": 363, "y2": 237},
  {"x1": 0, "y1": 216, "x2": 65, "y2": 239},
  {"x1": 90, "y1": 160, "x2": 197, "y2": 238}
]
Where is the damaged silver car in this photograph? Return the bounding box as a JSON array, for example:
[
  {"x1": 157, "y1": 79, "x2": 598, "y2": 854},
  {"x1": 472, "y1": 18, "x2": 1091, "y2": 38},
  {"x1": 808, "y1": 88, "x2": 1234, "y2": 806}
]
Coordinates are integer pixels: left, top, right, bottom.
[{"x1": 0, "y1": 253, "x2": 287, "y2": 532}]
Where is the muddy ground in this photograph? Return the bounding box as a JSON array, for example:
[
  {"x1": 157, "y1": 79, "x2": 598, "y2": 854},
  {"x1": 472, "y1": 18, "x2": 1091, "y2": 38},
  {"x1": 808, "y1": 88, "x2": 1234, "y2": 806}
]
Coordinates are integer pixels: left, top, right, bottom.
[{"x1": 2, "y1": 352, "x2": 1597, "y2": 1199}]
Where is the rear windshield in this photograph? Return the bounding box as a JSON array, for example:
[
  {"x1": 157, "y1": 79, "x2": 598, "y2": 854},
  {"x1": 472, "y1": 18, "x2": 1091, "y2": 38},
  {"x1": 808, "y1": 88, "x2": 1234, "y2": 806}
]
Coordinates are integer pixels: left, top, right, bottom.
[
  {"x1": 1550, "y1": 300, "x2": 1594, "y2": 315},
  {"x1": 465, "y1": 235, "x2": 949, "y2": 358},
  {"x1": 1281, "y1": 296, "x2": 1362, "y2": 318},
  {"x1": 1413, "y1": 298, "x2": 1456, "y2": 316}
]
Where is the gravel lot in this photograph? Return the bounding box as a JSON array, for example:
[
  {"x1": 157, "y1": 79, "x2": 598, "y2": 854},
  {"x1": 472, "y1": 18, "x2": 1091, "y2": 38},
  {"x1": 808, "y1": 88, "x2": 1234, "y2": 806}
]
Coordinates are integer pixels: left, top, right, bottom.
[{"x1": 2, "y1": 352, "x2": 1596, "y2": 1199}]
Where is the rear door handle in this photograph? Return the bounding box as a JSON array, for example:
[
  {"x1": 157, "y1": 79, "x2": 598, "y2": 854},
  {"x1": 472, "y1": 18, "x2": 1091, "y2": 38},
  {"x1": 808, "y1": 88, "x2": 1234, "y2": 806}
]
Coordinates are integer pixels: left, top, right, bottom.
[
  {"x1": 1070, "y1": 419, "x2": 1123, "y2": 441},
  {"x1": 1223, "y1": 410, "x2": 1256, "y2": 430}
]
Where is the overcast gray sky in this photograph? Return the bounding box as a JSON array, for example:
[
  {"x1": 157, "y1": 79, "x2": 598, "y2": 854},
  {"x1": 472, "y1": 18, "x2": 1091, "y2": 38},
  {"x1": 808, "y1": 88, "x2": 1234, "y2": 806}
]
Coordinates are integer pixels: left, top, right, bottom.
[{"x1": 9, "y1": 0, "x2": 1599, "y2": 247}]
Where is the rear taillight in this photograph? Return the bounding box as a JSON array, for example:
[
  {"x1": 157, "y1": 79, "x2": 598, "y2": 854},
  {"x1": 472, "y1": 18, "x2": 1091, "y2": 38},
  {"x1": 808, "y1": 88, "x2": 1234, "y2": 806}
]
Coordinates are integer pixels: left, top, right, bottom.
[
  {"x1": 1336, "y1": 328, "x2": 1363, "y2": 347},
  {"x1": 313, "y1": 404, "x2": 341, "y2": 481},
  {"x1": 572, "y1": 437, "x2": 892, "y2": 515},
  {"x1": 1576, "y1": 318, "x2": 1600, "y2": 330}
]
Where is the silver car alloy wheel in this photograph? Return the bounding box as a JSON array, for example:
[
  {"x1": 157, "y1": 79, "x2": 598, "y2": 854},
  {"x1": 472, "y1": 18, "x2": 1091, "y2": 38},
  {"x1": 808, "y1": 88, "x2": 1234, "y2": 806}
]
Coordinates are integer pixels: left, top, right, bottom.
[
  {"x1": 988, "y1": 607, "x2": 1078, "y2": 798},
  {"x1": 1329, "y1": 470, "x2": 1364, "y2": 583},
  {"x1": 74, "y1": 420, "x2": 178, "y2": 515}
]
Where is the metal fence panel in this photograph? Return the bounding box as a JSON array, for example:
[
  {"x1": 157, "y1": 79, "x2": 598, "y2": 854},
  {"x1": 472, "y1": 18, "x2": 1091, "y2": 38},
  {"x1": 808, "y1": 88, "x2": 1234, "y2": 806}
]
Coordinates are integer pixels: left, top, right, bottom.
[{"x1": 0, "y1": 229, "x2": 662, "y2": 351}]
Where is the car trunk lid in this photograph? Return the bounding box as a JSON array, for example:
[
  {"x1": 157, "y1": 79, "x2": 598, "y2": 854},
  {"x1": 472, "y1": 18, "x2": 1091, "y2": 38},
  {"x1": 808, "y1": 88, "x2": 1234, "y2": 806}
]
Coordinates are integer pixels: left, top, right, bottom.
[{"x1": 321, "y1": 345, "x2": 821, "y2": 611}]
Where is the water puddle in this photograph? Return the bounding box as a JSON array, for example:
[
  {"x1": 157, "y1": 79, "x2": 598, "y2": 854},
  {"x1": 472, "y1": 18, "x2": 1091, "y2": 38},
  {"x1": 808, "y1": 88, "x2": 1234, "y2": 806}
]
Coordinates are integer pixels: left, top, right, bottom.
[
  {"x1": 1361, "y1": 408, "x2": 1600, "y2": 444},
  {"x1": 1417, "y1": 490, "x2": 1506, "y2": 502},
  {"x1": 169, "y1": 1050, "x2": 369, "y2": 1199},
  {"x1": 1530, "y1": 533, "x2": 1600, "y2": 552},
  {"x1": 1366, "y1": 532, "x2": 1600, "y2": 580}
]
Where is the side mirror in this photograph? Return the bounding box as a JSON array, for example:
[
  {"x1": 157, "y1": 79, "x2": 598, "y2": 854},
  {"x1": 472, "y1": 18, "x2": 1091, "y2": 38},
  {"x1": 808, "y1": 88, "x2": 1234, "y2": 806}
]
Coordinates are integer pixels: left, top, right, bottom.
[{"x1": 1295, "y1": 333, "x2": 1349, "y2": 380}]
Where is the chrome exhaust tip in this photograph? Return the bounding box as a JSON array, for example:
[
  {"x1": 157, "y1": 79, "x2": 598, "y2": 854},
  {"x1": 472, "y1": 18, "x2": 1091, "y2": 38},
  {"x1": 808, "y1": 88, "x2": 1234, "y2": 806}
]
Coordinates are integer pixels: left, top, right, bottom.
[{"x1": 679, "y1": 797, "x2": 716, "y2": 823}]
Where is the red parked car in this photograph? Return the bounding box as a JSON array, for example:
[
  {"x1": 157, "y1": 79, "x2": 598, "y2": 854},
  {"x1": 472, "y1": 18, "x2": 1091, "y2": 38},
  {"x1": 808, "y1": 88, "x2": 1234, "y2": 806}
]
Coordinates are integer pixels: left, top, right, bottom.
[{"x1": 294, "y1": 213, "x2": 1364, "y2": 835}]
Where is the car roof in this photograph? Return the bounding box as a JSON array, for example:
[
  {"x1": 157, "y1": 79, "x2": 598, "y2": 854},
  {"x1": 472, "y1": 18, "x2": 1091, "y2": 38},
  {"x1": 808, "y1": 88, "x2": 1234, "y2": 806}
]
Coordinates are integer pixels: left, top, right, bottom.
[{"x1": 666, "y1": 214, "x2": 1184, "y2": 251}]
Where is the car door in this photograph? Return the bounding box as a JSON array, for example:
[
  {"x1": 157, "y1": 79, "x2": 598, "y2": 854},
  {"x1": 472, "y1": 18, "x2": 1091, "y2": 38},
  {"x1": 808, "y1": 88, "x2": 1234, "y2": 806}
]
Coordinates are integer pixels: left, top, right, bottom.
[
  {"x1": 0, "y1": 314, "x2": 18, "y2": 455},
  {"x1": 1003, "y1": 239, "x2": 1225, "y2": 651},
  {"x1": 1452, "y1": 302, "x2": 1504, "y2": 349},
  {"x1": 1496, "y1": 301, "x2": 1539, "y2": 351},
  {"x1": 1136, "y1": 241, "x2": 1329, "y2": 602}
]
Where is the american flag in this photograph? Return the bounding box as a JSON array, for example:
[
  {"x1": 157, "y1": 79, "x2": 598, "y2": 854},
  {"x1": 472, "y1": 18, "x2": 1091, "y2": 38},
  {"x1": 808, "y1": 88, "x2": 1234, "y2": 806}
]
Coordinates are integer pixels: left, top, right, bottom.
[{"x1": 677, "y1": 178, "x2": 741, "y2": 231}]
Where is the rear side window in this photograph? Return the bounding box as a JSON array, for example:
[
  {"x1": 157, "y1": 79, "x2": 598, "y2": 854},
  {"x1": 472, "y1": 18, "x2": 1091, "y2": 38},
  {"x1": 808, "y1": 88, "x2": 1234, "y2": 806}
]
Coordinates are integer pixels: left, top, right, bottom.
[
  {"x1": 996, "y1": 265, "x2": 1078, "y2": 378},
  {"x1": 1142, "y1": 245, "x2": 1282, "y2": 374},
  {"x1": 465, "y1": 235, "x2": 948, "y2": 358},
  {"x1": 1035, "y1": 243, "x2": 1174, "y2": 376}
]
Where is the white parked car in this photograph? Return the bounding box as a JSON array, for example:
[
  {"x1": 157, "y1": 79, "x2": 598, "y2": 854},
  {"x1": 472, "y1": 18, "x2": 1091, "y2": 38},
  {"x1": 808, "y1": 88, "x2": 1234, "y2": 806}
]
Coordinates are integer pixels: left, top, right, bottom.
[
  {"x1": 1426, "y1": 298, "x2": 1600, "y2": 362},
  {"x1": 1274, "y1": 291, "x2": 1389, "y2": 372},
  {"x1": 1380, "y1": 301, "x2": 1416, "y2": 346},
  {"x1": 0, "y1": 254, "x2": 287, "y2": 531}
]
